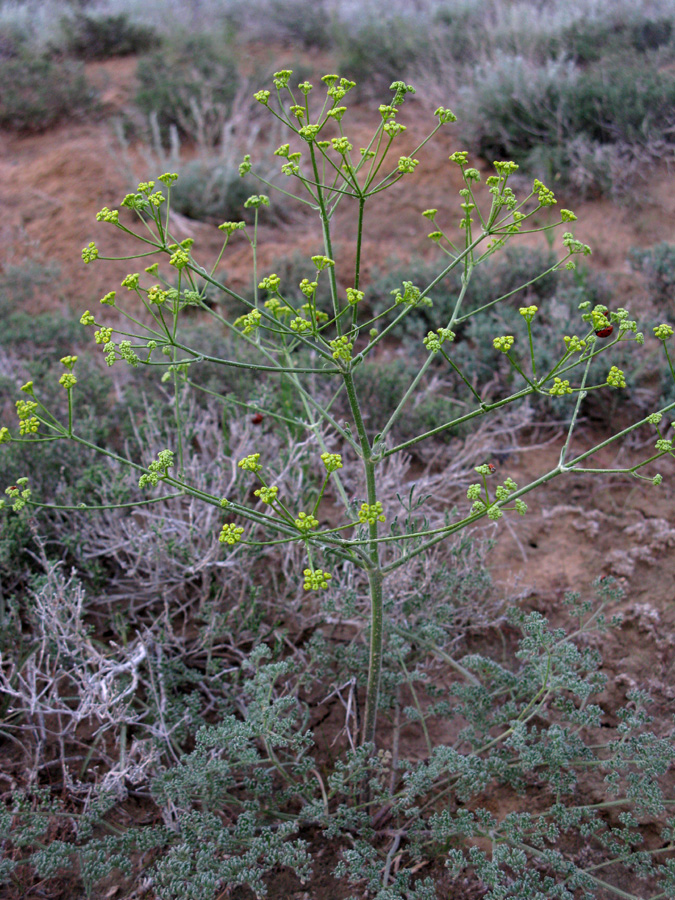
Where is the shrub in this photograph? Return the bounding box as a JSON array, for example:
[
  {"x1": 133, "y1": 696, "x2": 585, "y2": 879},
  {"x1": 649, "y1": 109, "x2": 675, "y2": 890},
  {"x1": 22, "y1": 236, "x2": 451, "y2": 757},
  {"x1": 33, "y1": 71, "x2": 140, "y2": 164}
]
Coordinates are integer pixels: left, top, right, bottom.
[
  {"x1": 167, "y1": 158, "x2": 291, "y2": 225},
  {"x1": 264, "y1": 0, "x2": 335, "y2": 49},
  {"x1": 458, "y1": 51, "x2": 675, "y2": 190},
  {"x1": 59, "y1": 11, "x2": 159, "y2": 60},
  {"x1": 134, "y1": 34, "x2": 239, "y2": 147},
  {"x1": 335, "y1": 15, "x2": 430, "y2": 93},
  {"x1": 560, "y1": 14, "x2": 674, "y2": 63},
  {"x1": 629, "y1": 241, "x2": 675, "y2": 310},
  {"x1": 0, "y1": 50, "x2": 95, "y2": 131}
]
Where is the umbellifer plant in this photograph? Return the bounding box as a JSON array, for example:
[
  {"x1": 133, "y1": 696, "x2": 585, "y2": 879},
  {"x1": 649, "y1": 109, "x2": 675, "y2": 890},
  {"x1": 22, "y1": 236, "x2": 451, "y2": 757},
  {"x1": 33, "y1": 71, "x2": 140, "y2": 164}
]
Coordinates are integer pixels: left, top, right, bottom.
[{"x1": 1, "y1": 70, "x2": 675, "y2": 900}]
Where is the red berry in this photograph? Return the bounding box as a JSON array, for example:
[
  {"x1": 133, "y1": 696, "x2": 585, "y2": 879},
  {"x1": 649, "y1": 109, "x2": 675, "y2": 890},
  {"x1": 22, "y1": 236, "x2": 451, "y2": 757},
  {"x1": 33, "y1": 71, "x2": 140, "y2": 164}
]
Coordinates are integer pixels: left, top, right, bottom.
[
  {"x1": 251, "y1": 412, "x2": 264, "y2": 425},
  {"x1": 595, "y1": 324, "x2": 613, "y2": 338}
]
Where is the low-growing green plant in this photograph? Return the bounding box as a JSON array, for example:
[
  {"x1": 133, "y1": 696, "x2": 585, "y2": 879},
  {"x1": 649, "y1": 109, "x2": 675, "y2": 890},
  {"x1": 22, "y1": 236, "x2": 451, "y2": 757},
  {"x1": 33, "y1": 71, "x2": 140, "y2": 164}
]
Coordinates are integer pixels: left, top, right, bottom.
[
  {"x1": 0, "y1": 50, "x2": 95, "y2": 131},
  {"x1": 167, "y1": 158, "x2": 273, "y2": 224},
  {"x1": 59, "y1": 11, "x2": 160, "y2": 60},
  {"x1": 629, "y1": 241, "x2": 675, "y2": 311},
  {"x1": 335, "y1": 15, "x2": 430, "y2": 94},
  {"x1": 134, "y1": 34, "x2": 239, "y2": 147},
  {"x1": 2, "y1": 69, "x2": 675, "y2": 899},
  {"x1": 454, "y1": 50, "x2": 675, "y2": 192}
]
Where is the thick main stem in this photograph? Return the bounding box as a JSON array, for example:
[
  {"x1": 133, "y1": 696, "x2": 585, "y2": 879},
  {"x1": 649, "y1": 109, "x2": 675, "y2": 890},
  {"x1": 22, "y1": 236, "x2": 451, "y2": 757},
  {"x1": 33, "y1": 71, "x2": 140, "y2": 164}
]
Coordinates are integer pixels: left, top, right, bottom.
[
  {"x1": 362, "y1": 567, "x2": 384, "y2": 747},
  {"x1": 342, "y1": 369, "x2": 383, "y2": 746}
]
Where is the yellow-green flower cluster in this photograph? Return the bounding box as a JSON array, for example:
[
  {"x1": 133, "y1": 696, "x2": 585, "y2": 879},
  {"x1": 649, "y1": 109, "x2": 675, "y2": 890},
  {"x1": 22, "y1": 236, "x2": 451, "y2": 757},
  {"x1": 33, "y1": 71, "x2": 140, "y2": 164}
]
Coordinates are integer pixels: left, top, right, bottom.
[
  {"x1": 564, "y1": 335, "x2": 586, "y2": 353},
  {"x1": 218, "y1": 221, "x2": 246, "y2": 235},
  {"x1": 81, "y1": 242, "x2": 99, "y2": 264},
  {"x1": 5, "y1": 477, "x2": 31, "y2": 511},
  {"x1": 423, "y1": 327, "x2": 455, "y2": 352},
  {"x1": 295, "y1": 511, "x2": 319, "y2": 532},
  {"x1": 519, "y1": 305, "x2": 538, "y2": 322},
  {"x1": 234, "y1": 310, "x2": 262, "y2": 335},
  {"x1": 397, "y1": 156, "x2": 419, "y2": 174},
  {"x1": 493, "y1": 335, "x2": 514, "y2": 353},
  {"x1": 549, "y1": 378, "x2": 572, "y2": 396},
  {"x1": 0, "y1": 427, "x2": 10, "y2": 443},
  {"x1": 655, "y1": 438, "x2": 673, "y2": 452},
  {"x1": 435, "y1": 106, "x2": 457, "y2": 124},
  {"x1": 327, "y1": 106, "x2": 347, "y2": 122},
  {"x1": 100, "y1": 291, "x2": 116, "y2": 306},
  {"x1": 290, "y1": 317, "x2": 313, "y2": 333},
  {"x1": 561, "y1": 209, "x2": 577, "y2": 222},
  {"x1": 563, "y1": 232, "x2": 591, "y2": 256},
  {"x1": 273, "y1": 69, "x2": 292, "y2": 89},
  {"x1": 607, "y1": 366, "x2": 626, "y2": 389},
  {"x1": 139, "y1": 449, "x2": 174, "y2": 488},
  {"x1": 254, "y1": 485, "x2": 278, "y2": 504},
  {"x1": 219, "y1": 523, "x2": 244, "y2": 545},
  {"x1": 158, "y1": 172, "x2": 178, "y2": 186},
  {"x1": 169, "y1": 248, "x2": 189, "y2": 269},
  {"x1": 96, "y1": 207, "x2": 119, "y2": 224},
  {"x1": 147, "y1": 285, "x2": 168, "y2": 306},
  {"x1": 449, "y1": 151, "x2": 469, "y2": 166},
  {"x1": 244, "y1": 195, "x2": 270, "y2": 209},
  {"x1": 19, "y1": 418, "x2": 39, "y2": 435},
  {"x1": 331, "y1": 137, "x2": 352, "y2": 155},
  {"x1": 654, "y1": 324, "x2": 674, "y2": 340},
  {"x1": 260, "y1": 273, "x2": 281, "y2": 292},
  {"x1": 311, "y1": 255, "x2": 335, "y2": 271},
  {"x1": 238, "y1": 453, "x2": 262, "y2": 473},
  {"x1": 346, "y1": 287, "x2": 364, "y2": 305},
  {"x1": 533, "y1": 179, "x2": 556, "y2": 207},
  {"x1": 95, "y1": 327, "x2": 113, "y2": 345},
  {"x1": 384, "y1": 121, "x2": 406, "y2": 137},
  {"x1": 303, "y1": 568, "x2": 331, "y2": 591},
  {"x1": 254, "y1": 89, "x2": 271, "y2": 105},
  {"x1": 80, "y1": 310, "x2": 95, "y2": 325},
  {"x1": 495, "y1": 477, "x2": 519, "y2": 502},
  {"x1": 320, "y1": 452, "x2": 342, "y2": 473},
  {"x1": 494, "y1": 161, "x2": 519, "y2": 176},
  {"x1": 265, "y1": 298, "x2": 292, "y2": 317},
  {"x1": 358, "y1": 501, "x2": 385, "y2": 525},
  {"x1": 119, "y1": 341, "x2": 139, "y2": 367},
  {"x1": 589, "y1": 306, "x2": 611, "y2": 331},
  {"x1": 300, "y1": 278, "x2": 318, "y2": 297},
  {"x1": 121, "y1": 273, "x2": 140, "y2": 290},
  {"x1": 59, "y1": 373, "x2": 77, "y2": 389},
  {"x1": 329, "y1": 336, "x2": 353, "y2": 361}
]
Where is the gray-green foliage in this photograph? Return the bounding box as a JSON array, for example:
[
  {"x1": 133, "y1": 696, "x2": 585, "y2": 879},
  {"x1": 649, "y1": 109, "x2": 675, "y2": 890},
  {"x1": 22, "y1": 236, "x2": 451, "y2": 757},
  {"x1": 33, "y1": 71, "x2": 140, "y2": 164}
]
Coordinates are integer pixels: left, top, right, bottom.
[
  {"x1": 134, "y1": 34, "x2": 239, "y2": 146},
  {"x1": 0, "y1": 50, "x2": 95, "y2": 131},
  {"x1": 4, "y1": 580, "x2": 675, "y2": 899}
]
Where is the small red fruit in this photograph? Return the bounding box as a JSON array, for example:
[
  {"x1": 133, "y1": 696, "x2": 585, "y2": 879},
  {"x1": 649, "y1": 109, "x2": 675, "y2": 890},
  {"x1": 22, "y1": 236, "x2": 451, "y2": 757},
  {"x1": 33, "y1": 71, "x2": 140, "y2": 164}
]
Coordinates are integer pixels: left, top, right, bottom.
[
  {"x1": 595, "y1": 324, "x2": 614, "y2": 338},
  {"x1": 251, "y1": 412, "x2": 264, "y2": 425}
]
